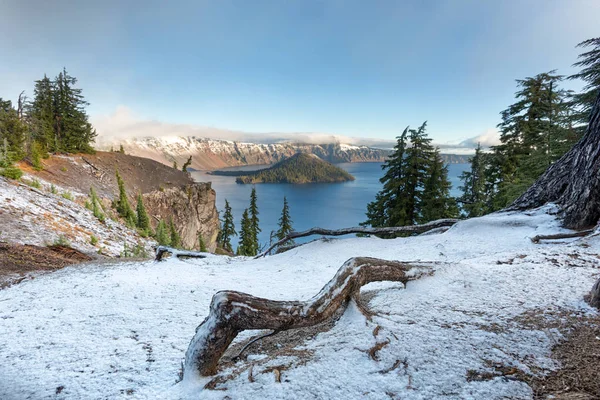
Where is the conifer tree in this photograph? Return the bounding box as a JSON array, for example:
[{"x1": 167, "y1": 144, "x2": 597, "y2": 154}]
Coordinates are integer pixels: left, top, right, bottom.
[
  {"x1": 276, "y1": 196, "x2": 294, "y2": 243},
  {"x1": 90, "y1": 187, "x2": 105, "y2": 222},
  {"x1": 169, "y1": 219, "x2": 181, "y2": 249},
  {"x1": 28, "y1": 75, "x2": 55, "y2": 152},
  {"x1": 119, "y1": 144, "x2": 125, "y2": 154},
  {"x1": 459, "y1": 144, "x2": 489, "y2": 217},
  {"x1": 0, "y1": 98, "x2": 26, "y2": 161},
  {"x1": 198, "y1": 232, "x2": 208, "y2": 252},
  {"x1": 173, "y1": 160, "x2": 178, "y2": 169},
  {"x1": 136, "y1": 194, "x2": 150, "y2": 234},
  {"x1": 248, "y1": 188, "x2": 261, "y2": 255},
  {"x1": 420, "y1": 148, "x2": 458, "y2": 222},
  {"x1": 569, "y1": 37, "x2": 600, "y2": 129},
  {"x1": 115, "y1": 170, "x2": 135, "y2": 220},
  {"x1": 155, "y1": 220, "x2": 170, "y2": 246},
  {"x1": 218, "y1": 199, "x2": 236, "y2": 252},
  {"x1": 237, "y1": 208, "x2": 253, "y2": 256},
  {"x1": 182, "y1": 156, "x2": 192, "y2": 172}
]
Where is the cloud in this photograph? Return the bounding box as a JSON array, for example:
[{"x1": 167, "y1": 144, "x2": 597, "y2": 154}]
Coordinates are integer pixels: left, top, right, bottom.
[{"x1": 91, "y1": 106, "x2": 497, "y2": 154}]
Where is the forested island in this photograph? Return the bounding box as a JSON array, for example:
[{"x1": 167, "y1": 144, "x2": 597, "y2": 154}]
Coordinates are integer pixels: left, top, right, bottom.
[{"x1": 211, "y1": 153, "x2": 355, "y2": 184}]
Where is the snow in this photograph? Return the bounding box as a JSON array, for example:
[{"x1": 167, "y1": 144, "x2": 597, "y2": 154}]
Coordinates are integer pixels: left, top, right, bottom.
[{"x1": 1, "y1": 206, "x2": 599, "y2": 399}]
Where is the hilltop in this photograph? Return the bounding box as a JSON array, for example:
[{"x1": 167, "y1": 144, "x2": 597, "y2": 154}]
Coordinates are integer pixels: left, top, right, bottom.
[{"x1": 214, "y1": 153, "x2": 355, "y2": 184}]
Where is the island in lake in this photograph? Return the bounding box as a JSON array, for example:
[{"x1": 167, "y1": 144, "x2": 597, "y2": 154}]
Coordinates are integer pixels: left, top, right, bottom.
[{"x1": 211, "y1": 153, "x2": 356, "y2": 184}]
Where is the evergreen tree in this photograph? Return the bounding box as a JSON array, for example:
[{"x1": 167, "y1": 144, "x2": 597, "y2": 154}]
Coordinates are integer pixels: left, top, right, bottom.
[
  {"x1": 492, "y1": 71, "x2": 577, "y2": 208},
  {"x1": 119, "y1": 144, "x2": 125, "y2": 154},
  {"x1": 217, "y1": 199, "x2": 236, "y2": 252},
  {"x1": 169, "y1": 219, "x2": 181, "y2": 248},
  {"x1": 248, "y1": 187, "x2": 261, "y2": 255},
  {"x1": 115, "y1": 170, "x2": 135, "y2": 220},
  {"x1": 568, "y1": 37, "x2": 600, "y2": 129},
  {"x1": 155, "y1": 220, "x2": 170, "y2": 246},
  {"x1": 173, "y1": 160, "x2": 178, "y2": 169},
  {"x1": 420, "y1": 148, "x2": 458, "y2": 222},
  {"x1": 27, "y1": 75, "x2": 55, "y2": 153},
  {"x1": 182, "y1": 156, "x2": 192, "y2": 172},
  {"x1": 403, "y1": 122, "x2": 435, "y2": 224},
  {"x1": 459, "y1": 144, "x2": 489, "y2": 217},
  {"x1": 90, "y1": 187, "x2": 105, "y2": 222},
  {"x1": 237, "y1": 208, "x2": 253, "y2": 256},
  {"x1": 0, "y1": 98, "x2": 26, "y2": 161},
  {"x1": 136, "y1": 194, "x2": 150, "y2": 234},
  {"x1": 276, "y1": 196, "x2": 294, "y2": 243},
  {"x1": 198, "y1": 232, "x2": 208, "y2": 252}
]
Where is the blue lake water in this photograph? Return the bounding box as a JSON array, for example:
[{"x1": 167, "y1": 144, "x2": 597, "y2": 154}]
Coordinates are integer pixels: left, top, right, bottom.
[{"x1": 192, "y1": 162, "x2": 469, "y2": 249}]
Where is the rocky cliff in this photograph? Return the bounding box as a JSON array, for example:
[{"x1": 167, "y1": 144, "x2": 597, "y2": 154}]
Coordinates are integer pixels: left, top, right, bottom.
[{"x1": 143, "y1": 183, "x2": 219, "y2": 252}]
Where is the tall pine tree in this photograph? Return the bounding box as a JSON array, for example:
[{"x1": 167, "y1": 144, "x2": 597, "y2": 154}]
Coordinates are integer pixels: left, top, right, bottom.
[
  {"x1": 458, "y1": 144, "x2": 489, "y2": 217},
  {"x1": 218, "y1": 199, "x2": 236, "y2": 252},
  {"x1": 420, "y1": 148, "x2": 458, "y2": 222},
  {"x1": 276, "y1": 196, "x2": 294, "y2": 244},
  {"x1": 237, "y1": 208, "x2": 253, "y2": 256},
  {"x1": 248, "y1": 188, "x2": 260, "y2": 255},
  {"x1": 568, "y1": 37, "x2": 600, "y2": 130}
]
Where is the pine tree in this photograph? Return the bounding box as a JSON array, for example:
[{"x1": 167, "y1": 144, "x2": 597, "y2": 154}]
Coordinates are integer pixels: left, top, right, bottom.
[
  {"x1": 182, "y1": 156, "x2": 192, "y2": 172},
  {"x1": 27, "y1": 75, "x2": 55, "y2": 153},
  {"x1": 90, "y1": 187, "x2": 105, "y2": 222},
  {"x1": 276, "y1": 196, "x2": 294, "y2": 243},
  {"x1": 237, "y1": 208, "x2": 253, "y2": 256},
  {"x1": 115, "y1": 170, "x2": 134, "y2": 220},
  {"x1": 0, "y1": 98, "x2": 26, "y2": 161},
  {"x1": 420, "y1": 148, "x2": 458, "y2": 222},
  {"x1": 459, "y1": 144, "x2": 489, "y2": 217},
  {"x1": 403, "y1": 122, "x2": 435, "y2": 224},
  {"x1": 218, "y1": 199, "x2": 236, "y2": 252},
  {"x1": 136, "y1": 194, "x2": 150, "y2": 234},
  {"x1": 155, "y1": 220, "x2": 170, "y2": 246},
  {"x1": 198, "y1": 232, "x2": 208, "y2": 252},
  {"x1": 248, "y1": 188, "x2": 261, "y2": 255},
  {"x1": 568, "y1": 37, "x2": 600, "y2": 129},
  {"x1": 492, "y1": 71, "x2": 577, "y2": 208},
  {"x1": 119, "y1": 144, "x2": 125, "y2": 154},
  {"x1": 169, "y1": 219, "x2": 181, "y2": 249}
]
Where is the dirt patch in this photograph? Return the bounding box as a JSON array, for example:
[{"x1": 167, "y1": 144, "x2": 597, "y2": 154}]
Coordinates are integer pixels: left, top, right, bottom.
[{"x1": 0, "y1": 242, "x2": 93, "y2": 288}]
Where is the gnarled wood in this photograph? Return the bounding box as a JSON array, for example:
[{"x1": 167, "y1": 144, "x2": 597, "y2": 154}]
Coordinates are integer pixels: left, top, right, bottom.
[
  {"x1": 155, "y1": 246, "x2": 211, "y2": 261},
  {"x1": 256, "y1": 218, "x2": 458, "y2": 258},
  {"x1": 587, "y1": 278, "x2": 600, "y2": 309},
  {"x1": 183, "y1": 257, "x2": 433, "y2": 377},
  {"x1": 509, "y1": 91, "x2": 600, "y2": 229},
  {"x1": 530, "y1": 230, "x2": 593, "y2": 243}
]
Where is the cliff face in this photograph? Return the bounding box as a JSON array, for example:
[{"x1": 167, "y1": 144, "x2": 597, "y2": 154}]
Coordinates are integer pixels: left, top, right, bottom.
[
  {"x1": 143, "y1": 183, "x2": 219, "y2": 252},
  {"x1": 96, "y1": 137, "x2": 391, "y2": 170}
]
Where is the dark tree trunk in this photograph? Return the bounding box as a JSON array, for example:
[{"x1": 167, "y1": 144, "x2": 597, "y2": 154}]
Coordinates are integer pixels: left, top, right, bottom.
[
  {"x1": 587, "y1": 277, "x2": 600, "y2": 309},
  {"x1": 183, "y1": 257, "x2": 433, "y2": 377},
  {"x1": 509, "y1": 91, "x2": 600, "y2": 229}
]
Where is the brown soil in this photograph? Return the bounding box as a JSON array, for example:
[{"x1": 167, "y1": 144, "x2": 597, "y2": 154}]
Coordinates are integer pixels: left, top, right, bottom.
[
  {"x1": 19, "y1": 151, "x2": 193, "y2": 199},
  {"x1": 0, "y1": 242, "x2": 92, "y2": 289}
]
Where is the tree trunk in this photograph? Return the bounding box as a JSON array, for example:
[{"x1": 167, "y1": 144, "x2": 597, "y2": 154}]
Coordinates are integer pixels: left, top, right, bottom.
[
  {"x1": 587, "y1": 278, "x2": 600, "y2": 309},
  {"x1": 183, "y1": 257, "x2": 433, "y2": 377},
  {"x1": 509, "y1": 91, "x2": 600, "y2": 229},
  {"x1": 256, "y1": 218, "x2": 458, "y2": 258}
]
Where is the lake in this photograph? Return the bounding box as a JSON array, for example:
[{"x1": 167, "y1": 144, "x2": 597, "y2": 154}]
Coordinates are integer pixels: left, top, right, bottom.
[{"x1": 191, "y1": 163, "x2": 470, "y2": 249}]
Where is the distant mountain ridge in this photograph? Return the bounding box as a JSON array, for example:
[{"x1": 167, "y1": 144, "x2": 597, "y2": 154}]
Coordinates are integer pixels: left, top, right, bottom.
[{"x1": 96, "y1": 136, "x2": 470, "y2": 170}]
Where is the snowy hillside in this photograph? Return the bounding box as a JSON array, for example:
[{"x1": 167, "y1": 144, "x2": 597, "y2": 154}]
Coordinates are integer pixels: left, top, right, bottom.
[{"x1": 0, "y1": 207, "x2": 598, "y2": 399}]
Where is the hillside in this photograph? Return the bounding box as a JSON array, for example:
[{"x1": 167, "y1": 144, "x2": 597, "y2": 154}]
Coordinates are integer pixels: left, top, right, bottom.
[
  {"x1": 5, "y1": 152, "x2": 221, "y2": 253},
  {"x1": 220, "y1": 153, "x2": 356, "y2": 184},
  {"x1": 0, "y1": 207, "x2": 598, "y2": 398}
]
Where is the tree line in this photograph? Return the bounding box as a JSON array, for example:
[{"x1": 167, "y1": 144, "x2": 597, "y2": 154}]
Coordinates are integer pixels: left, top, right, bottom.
[
  {"x1": 363, "y1": 36, "x2": 600, "y2": 228},
  {"x1": 217, "y1": 188, "x2": 294, "y2": 256},
  {"x1": 0, "y1": 68, "x2": 96, "y2": 178}
]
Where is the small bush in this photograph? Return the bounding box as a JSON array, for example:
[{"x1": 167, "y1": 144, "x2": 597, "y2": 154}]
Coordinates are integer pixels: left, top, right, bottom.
[
  {"x1": 121, "y1": 242, "x2": 149, "y2": 258},
  {"x1": 0, "y1": 166, "x2": 23, "y2": 180},
  {"x1": 24, "y1": 178, "x2": 42, "y2": 189},
  {"x1": 60, "y1": 166, "x2": 67, "y2": 172},
  {"x1": 61, "y1": 191, "x2": 74, "y2": 201},
  {"x1": 90, "y1": 235, "x2": 98, "y2": 246},
  {"x1": 50, "y1": 184, "x2": 57, "y2": 194},
  {"x1": 53, "y1": 235, "x2": 70, "y2": 247}
]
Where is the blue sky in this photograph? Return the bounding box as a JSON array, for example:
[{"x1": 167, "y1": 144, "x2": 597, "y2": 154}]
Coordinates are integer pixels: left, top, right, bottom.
[{"x1": 0, "y1": 0, "x2": 598, "y2": 147}]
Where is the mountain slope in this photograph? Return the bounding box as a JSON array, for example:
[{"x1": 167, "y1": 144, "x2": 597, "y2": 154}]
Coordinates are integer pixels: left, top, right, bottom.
[{"x1": 214, "y1": 153, "x2": 355, "y2": 184}]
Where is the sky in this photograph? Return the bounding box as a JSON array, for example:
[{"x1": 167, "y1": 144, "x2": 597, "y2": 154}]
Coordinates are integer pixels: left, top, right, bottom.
[{"x1": 0, "y1": 0, "x2": 598, "y2": 149}]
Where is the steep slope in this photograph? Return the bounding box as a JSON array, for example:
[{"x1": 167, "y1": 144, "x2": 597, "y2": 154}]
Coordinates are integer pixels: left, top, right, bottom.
[
  {"x1": 0, "y1": 207, "x2": 598, "y2": 398},
  {"x1": 220, "y1": 153, "x2": 355, "y2": 184},
  {"x1": 17, "y1": 152, "x2": 220, "y2": 252}
]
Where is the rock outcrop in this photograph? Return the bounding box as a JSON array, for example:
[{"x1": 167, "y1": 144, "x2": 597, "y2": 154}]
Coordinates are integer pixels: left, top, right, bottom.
[{"x1": 143, "y1": 183, "x2": 219, "y2": 252}]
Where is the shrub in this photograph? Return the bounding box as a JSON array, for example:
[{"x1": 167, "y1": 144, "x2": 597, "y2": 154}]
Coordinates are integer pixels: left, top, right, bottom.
[
  {"x1": 53, "y1": 235, "x2": 70, "y2": 247},
  {"x1": 50, "y1": 184, "x2": 57, "y2": 194},
  {"x1": 0, "y1": 166, "x2": 23, "y2": 180},
  {"x1": 90, "y1": 235, "x2": 98, "y2": 245},
  {"x1": 24, "y1": 178, "x2": 42, "y2": 189},
  {"x1": 61, "y1": 191, "x2": 74, "y2": 201}
]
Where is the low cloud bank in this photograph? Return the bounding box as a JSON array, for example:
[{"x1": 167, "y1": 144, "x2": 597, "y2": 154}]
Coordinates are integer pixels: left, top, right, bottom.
[{"x1": 92, "y1": 106, "x2": 499, "y2": 154}]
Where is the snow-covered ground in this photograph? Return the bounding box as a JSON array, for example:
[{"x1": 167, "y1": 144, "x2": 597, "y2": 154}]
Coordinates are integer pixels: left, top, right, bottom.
[{"x1": 1, "y1": 206, "x2": 598, "y2": 399}]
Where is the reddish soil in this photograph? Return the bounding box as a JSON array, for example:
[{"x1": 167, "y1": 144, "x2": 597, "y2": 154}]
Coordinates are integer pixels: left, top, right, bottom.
[{"x1": 0, "y1": 242, "x2": 92, "y2": 289}]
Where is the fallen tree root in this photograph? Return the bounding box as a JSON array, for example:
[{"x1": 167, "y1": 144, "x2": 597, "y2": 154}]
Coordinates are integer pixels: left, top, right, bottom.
[
  {"x1": 256, "y1": 218, "x2": 459, "y2": 258},
  {"x1": 530, "y1": 230, "x2": 593, "y2": 244},
  {"x1": 155, "y1": 246, "x2": 212, "y2": 261},
  {"x1": 183, "y1": 257, "x2": 433, "y2": 378}
]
